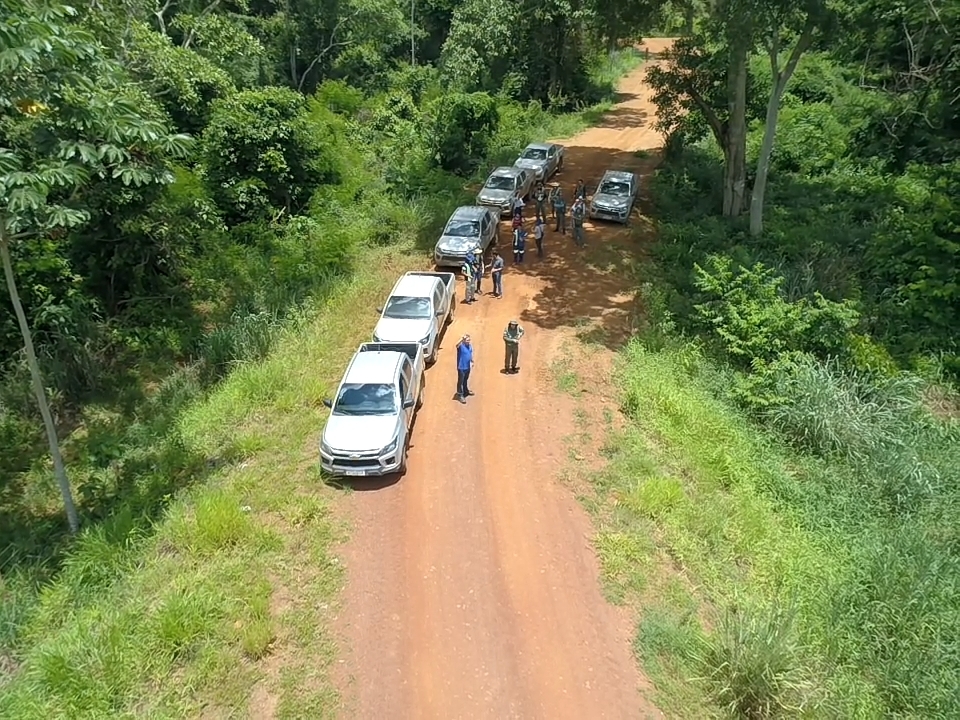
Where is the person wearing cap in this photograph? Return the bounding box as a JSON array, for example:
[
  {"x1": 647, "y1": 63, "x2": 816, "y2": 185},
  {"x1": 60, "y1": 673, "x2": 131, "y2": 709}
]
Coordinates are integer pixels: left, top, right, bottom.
[
  {"x1": 503, "y1": 320, "x2": 524, "y2": 373},
  {"x1": 472, "y1": 247, "x2": 484, "y2": 295},
  {"x1": 456, "y1": 334, "x2": 475, "y2": 403}
]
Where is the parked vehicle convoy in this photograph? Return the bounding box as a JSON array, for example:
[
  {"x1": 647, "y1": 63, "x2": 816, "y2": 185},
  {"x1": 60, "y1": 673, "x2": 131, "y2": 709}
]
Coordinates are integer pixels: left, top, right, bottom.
[
  {"x1": 433, "y1": 206, "x2": 500, "y2": 267},
  {"x1": 320, "y1": 342, "x2": 425, "y2": 477},
  {"x1": 476, "y1": 166, "x2": 535, "y2": 216},
  {"x1": 513, "y1": 142, "x2": 565, "y2": 182},
  {"x1": 588, "y1": 170, "x2": 638, "y2": 224},
  {"x1": 373, "y1": 271, "x2": 456, "y2": 364}
]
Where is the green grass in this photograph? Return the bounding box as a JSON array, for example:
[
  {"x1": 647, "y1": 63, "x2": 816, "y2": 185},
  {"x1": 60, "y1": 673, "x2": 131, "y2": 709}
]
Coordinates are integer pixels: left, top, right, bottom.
[
  {"x1": 581, "y1": 338, "x2": 960, "y2": 718},
  {"x1": 0, "y1": 245, "x2": 425, "y2": 718}
]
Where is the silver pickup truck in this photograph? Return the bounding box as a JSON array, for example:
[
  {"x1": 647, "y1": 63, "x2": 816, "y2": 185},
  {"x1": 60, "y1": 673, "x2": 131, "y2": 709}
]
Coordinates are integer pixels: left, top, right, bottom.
[
  {"x1": 320, "y1": 342, "x2": 425, "y2": 477},
  {"x1": 373, "y1": 271, "x2": 456, "y2": 364}
]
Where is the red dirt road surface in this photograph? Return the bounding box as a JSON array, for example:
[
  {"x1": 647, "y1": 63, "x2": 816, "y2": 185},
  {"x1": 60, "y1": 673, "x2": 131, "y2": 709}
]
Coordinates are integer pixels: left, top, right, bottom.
[{"x1": 335, "y1": 40, "x2": 673, "y2": 720}]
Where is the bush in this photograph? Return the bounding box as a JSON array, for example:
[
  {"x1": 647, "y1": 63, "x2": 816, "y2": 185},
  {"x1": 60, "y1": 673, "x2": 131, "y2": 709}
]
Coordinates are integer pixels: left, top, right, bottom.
[
  {"x1": 426, "y1": 91, "x2": 499, "y2": 175},
  {"x1": 203, "y1": 87, "x2": 343, "y2": 224},
  {"x1": 695, "y1": 602, "x2": 812, "y2": 719},
  {"x1": 692, "y1": 255, "x2": 860, "y2": 369}
]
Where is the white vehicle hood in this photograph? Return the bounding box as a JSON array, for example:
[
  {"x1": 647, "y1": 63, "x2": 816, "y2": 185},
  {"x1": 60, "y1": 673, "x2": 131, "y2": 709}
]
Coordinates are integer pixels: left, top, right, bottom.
[
  {"x1": 323, "y1": 414, "x2": 399, "y2": 453},
  {"x1": 374, "y1": 317, "x2": 433, "y2": 343}
]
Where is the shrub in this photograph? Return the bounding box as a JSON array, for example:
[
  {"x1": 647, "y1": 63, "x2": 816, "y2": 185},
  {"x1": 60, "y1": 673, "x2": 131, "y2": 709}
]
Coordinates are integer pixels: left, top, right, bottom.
[
  {"x1": 693, "y1": 255, "x2": 860, "y2": 368},
  {"x1": 203, "y1": 87, "x2": 342, "y2": 224},
  {"x1": 695, "y1": 601, "x2": 812, "y2": 719},
  {"x1": 426, "y1": 91, "x2": 500, "y2": 175}
]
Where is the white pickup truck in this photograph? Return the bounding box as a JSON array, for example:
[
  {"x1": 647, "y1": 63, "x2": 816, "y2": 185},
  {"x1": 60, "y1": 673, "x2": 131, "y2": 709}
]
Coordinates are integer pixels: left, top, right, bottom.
[
  {"x1": 320, "y1": 342, "x2": 426, "y2": 477},
  {"x1": 373, "y1": 271, "x2": 456, "y2": 364}
]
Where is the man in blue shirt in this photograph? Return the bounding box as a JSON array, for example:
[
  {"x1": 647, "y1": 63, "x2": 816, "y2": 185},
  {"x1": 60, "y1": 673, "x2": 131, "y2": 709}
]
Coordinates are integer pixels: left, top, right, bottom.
[{"x1": 456, "y1": 334, "x2": 474, "y2": 403}]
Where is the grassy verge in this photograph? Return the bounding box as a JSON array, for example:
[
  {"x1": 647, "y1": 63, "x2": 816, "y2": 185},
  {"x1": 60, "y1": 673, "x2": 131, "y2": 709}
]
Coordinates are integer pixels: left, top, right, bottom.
[
  {"x1": 0, "y1": 49, "x2": 646, "y2": 716},
  {"x1": 576, "y1": 338, "x2": 959, "y2": 718},
  {"x1": 0, "y1": 244, "x2": 427, "y2": 718}
]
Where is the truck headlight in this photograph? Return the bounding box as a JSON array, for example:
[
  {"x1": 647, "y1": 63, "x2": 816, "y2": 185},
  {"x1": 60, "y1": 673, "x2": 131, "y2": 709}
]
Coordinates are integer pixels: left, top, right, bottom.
[
  {"x1": 320, "y1": 438, "x2": 333, "y2": 456},
  {"x1": 419, "y1": 335, "x2": 430, "y2": 345},
  {"x1": 382, "y1": 436, "x2": 399, "y2": 455}
]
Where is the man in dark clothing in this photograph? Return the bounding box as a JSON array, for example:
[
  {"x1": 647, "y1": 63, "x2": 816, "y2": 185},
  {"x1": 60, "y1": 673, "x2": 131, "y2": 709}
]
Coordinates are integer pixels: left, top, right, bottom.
[
  {"x1": 456, "y1": 334, "x2": 474, "y2": 403},
  {"x1": 574, "y1": 178, "x2": 587, "y2": 201},
  {"x1": 572, "y1": 198, "x2": 586, "y2": 247},
  {"x1": 512, "y1": 226, "x2": 526, "y2": 263},
  {"x1": 503, "y1": 320, "x2": 524, "y2": 373},
  {"x1": 533, "y1": 182, "x2": 547, "y2": 221},
  {"x1": 491, "y1": 250, "x2": 504, "y2": 297},
  {"x1": 472, "y1": 248, "x2": 484, "y2": 295},
  {"x1": 553, "y1": 191, "x2": 567, "y2": 234}
]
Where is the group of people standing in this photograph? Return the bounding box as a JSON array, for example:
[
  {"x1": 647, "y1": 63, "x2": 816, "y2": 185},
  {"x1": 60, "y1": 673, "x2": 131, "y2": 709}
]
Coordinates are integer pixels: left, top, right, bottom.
[
  {"x1": 453, "y1": 178, "x2": 592, "y2": 403},
  {"x1": 461, "y1": 245, "x2": 504, "y2": 304},
  {"x1": 512, "y1": 178, "x2": 589, "y2": 262}
]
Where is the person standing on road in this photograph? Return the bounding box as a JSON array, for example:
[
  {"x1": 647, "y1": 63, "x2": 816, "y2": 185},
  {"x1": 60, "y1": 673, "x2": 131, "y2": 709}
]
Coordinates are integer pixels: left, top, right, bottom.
[
  {"x1": 472, "y1": 248, "x2": 484, "y2": 295},
  {"x1": 553, "y1": 189, "x2": 567, "y2": 234},
  {"x1": 512, "y1": 195, "x2": 525, "y2": 220},
  {"x1": 574, "y1": 178, "x2": 587, "y2": 201},
  {"x1": 572, "y1": 197, "x2": 586, "y2": 247},
  {"x1": 534, "y1": 182, "x2": 547, "y2": 221},
  {"x1": 456, "y1": 334, "x2": 475, "y2": 403},
  {"x1": 461, "y1": 258, "x2": 475, "y2": 303},
  {"x1": 533, "y1": 217, "x2": 545, "y2": 258},
  {"x1": 503, "y1": 320, "x2": 524, "y2": 374},
  {"x1": 513, "y1": 225, "x2": 526, "y2": 264},
  {"x1": 491, "y1": 250, "x2": 504, "y2": 298}
]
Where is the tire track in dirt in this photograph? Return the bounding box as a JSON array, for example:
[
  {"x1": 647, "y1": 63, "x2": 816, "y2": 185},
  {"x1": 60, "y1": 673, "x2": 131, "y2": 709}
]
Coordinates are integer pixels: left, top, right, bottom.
[{"x1": 334, "y1": 40, "x2": 673, "y2": 720}]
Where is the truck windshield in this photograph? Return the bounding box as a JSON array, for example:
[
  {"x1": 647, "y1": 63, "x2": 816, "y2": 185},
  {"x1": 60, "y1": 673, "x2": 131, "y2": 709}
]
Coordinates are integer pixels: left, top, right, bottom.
[
  {"x1": 599, "y1": 180, "x2": 630, "y2": 196},
  {"x1": 333, "y1": 384, "x2": 397, "y2": 415},
  {"x1": 485, "y1": 175, "x2": 515, "y2": 191},
  {"x1": 521, "y1": 147, "x2": 547, "y2": 160},
  {"x1": 383, "y1": 296, "x2": 432, "y2": 319},
  {"x1": 444, "y1": 220, "x2": 479, "y2": 238}
]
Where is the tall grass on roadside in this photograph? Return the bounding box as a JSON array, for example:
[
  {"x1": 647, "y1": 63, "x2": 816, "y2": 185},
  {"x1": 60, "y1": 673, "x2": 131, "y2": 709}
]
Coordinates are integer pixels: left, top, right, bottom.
[
  {"x1": 600, "y1": 338, "x2": 960, "y2": 718},
  {"x1": 694, "y1": 601, "x2": 814, "y2": 719}
]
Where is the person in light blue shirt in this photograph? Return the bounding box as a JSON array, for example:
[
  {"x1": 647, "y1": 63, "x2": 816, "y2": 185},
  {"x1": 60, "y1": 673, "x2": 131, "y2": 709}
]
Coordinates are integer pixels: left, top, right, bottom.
[{"x1": 456, "y1": 334, "x2": 474, "y2": 403}]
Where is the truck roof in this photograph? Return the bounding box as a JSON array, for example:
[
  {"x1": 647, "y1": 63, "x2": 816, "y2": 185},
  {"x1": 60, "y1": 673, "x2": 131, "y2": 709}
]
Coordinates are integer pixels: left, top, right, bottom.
[
  {"x1": 601, "y1": 169, "x2": 636, "y2": 182},
  {"x1": 451, "y1": 205, "x2": 490, "y2": 221},
  {"x1": 490, "y1": 166, "x2": 522, "y2": 178},
  {"x1": 524, "y1": 142, "x2": 553, "y2": 151},
  {"x1": 344, "y1": 349, "x2": 403, "y2": 385},
  {"x1": 390, "y1": 273, "x2": 439, "y2": 298}
]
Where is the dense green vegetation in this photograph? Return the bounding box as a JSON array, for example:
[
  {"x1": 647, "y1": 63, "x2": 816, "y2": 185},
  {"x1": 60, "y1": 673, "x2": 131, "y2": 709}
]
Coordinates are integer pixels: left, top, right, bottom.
[
  {"x1": 0, "y1": 0, "x2": 649, "y2": 712},
  {"x1": 588, "y1": 1, "x2": 960, "y2": 718}
]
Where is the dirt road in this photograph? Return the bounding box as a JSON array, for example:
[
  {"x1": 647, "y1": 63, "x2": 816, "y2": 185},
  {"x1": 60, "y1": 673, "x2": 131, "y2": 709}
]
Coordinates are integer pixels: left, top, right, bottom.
[{"x1": 335, "y1": 40, "x2": 672, "y2": 720}]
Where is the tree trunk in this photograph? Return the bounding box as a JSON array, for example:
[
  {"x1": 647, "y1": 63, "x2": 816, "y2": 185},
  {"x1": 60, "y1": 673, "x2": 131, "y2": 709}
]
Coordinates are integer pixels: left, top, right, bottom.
[
  {"x1": 749, "y1": 23, "x2": 816, "y2": 236},
  {"x1": 0, "y1": 232, "x2": 80, "y2": 534},
  {"x1": 722, "y1": 44, "x2": 748, "y2": 217},
  {"x1": 748, "y1": 84, "x2": 783, "y2": 236}
]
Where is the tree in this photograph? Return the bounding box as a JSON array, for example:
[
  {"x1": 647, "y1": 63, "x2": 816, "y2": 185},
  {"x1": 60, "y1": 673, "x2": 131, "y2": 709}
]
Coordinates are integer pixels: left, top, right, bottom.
[
  {"x1": 748, "y1": 0, "x2": 831, "y2": 236},
  {"x1": 647, "y1": 33, "x2": 754, "y2": 217},
  {"x1": 202, "y1": 87, "x2": 341, "y2": 224},
  {"x1": 0, "y1": 0, "x2": 191, "y2": 533}
]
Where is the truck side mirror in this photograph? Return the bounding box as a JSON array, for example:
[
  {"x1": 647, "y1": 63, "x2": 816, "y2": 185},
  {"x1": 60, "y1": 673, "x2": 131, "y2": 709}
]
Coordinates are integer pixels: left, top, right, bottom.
[
  {"x1": 322, "y1": 399, "x2": 332, "y2": 409},
  {"x1": 376, "y1": 307, "x2": 383, "y2": 314}
]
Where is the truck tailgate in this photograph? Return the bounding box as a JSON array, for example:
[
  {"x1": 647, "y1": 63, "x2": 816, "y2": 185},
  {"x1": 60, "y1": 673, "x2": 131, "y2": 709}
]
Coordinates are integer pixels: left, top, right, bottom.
[
  {"x1": 405, "y1": 271, "x2": 456, "y2": 296},
  {"x1": 359, "y1": 342, "x2": 424, "y2": 362}
]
